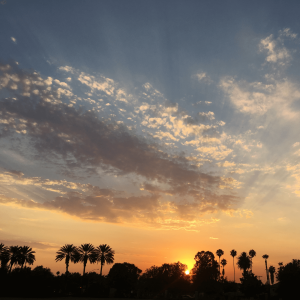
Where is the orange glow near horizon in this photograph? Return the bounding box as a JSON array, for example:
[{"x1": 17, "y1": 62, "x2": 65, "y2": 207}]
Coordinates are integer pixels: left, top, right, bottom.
[{"x1": 185, "y1": 270, "x2": 190, "y2": 275}]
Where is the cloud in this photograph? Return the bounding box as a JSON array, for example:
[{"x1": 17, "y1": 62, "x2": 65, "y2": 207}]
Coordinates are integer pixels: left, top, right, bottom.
[
  {"x1": 259, "y1": 35, "x2": 290, "y2": 64},
  {"x1": 0, "y1": 239, "x2": 59, "y2": 250},
  {"x1": 0, "y1": 187, "x2": 235, "y2": 229},
  {"x1": 220, "y1": 76, "x2": 300, "y2": 117},
  {"x1": 259, "y1": 28, "x2": 296, "y2": 65},
  {"x1": 0, "y1": 63, "x2": 241, "y2": 219},
  {"x1": 217, "y1": 161, "x2": 236, "y2": 167},
  {"x1": 78, "y1": 72, "x2": 115, "y2": 95},
  {"x1": 193, "y1": 72, "x2": 212, "y2": 84},
  {"x1": 58, "y1": 65, "x2": 75, "y2": 73},
  {"x1": 221, "y1": 29, "x2": 300, "y2": 118},
  {"x1": 53, "y1": 79, "x2": 71, "y2": 89}
]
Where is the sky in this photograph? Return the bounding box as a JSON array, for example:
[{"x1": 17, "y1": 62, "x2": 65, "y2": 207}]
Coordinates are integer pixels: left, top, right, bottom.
[{"x1": 1, "y1": 0, "x2": 300, "y2": 282}]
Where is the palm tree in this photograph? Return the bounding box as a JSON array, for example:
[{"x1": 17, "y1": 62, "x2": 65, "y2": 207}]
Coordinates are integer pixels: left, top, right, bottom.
[
  {"x1": 19, "y1": 246, "x2": 36, "y2": 268},
  {"x1": 55, "y1": 244, "x2": 78, "y2": 273},
  {"x1": 230, "y1": 249, "x2": 237, "y2": 282},
  {"x1": 237, "y1": 252, "x2": 251, "y2": 277},
  {"x1": 77, "y1": 244, "x2": 97, "y2": 275},
  {"x1": 249, "y1": 249, "x2": 256, "y2": 272},
  {"x1": 8, "y1": 246, "x2": 21, "y2": 272},
  {"x1": 221, "y1": 258, "x2": 227, "y2": 279},
  {"x1": 216, "y1": 249, "x2": 224, "y2": 278},
  {"x1": 0, "y1": 243, "x2": 10, "y2": 269},
  {"x1": 269, "y1": 265, "x2": 275, "y2": 285},
  {"x1": 95, "y1": 244, "x2": 115, "y2": 276},
  {"x1": 262, "y1": 254, "x2": 270, "y2": 283}
]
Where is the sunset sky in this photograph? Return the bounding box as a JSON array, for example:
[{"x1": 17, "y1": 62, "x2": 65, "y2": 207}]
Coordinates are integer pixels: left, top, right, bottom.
[{"x1": 1, "y1": 0, "x2": 300, "y2": 282}]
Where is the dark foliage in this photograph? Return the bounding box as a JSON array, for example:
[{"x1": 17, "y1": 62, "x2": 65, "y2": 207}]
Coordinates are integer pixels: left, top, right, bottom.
[
  {"x1": 107, "y1": 262, "x2": 142, "y2": 297},
  {"x1": 139, "y1": 262, "x2": 190, "y2": 297},
  {"x1": 276, "y1": 259, "x2": 300, "y2": 299},
  {"x1": 239, "y1": 271, "x2": 264, "y2": 297},
  {"x1": 221, "y1": 280, "x2": 238, "y2": 293},
  {"x1": 0, "y1": 266, "x2": 109, "y2": 298},
  {"x1": 192, "y1": 251, "x2": 220, "y2": 294},
  {"x1": 237, "y1": 252, "x2": 251, "y2": 276}
]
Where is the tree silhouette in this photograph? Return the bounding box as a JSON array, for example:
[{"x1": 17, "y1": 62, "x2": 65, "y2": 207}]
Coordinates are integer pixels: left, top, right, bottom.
[
  {"x1": 95, "y1": 244, "x2": 115, "y2": 276},
  {"x1": 268, "y1": 265, "x2": 275, "y2": 285},
  {"x1": 216, "y1": 249, "x2": 224, "y2": 278},
  {"x1": 221, "y1": 258, "x2": 227, "y2": 279},
  {"x1": 249, "y1": 249, "x2": 256, "y2": 272},
  {"x1": 262, "y1": 254, "x2": 270, "y2": 283},
  {"x1": 139, "y1": 262, "x2": 189, "y2": 295},
  {"x1": 0, "y1": 243, "x2": 10, "y2": 269},
  {"x1": 107, "y1": 262, "x2": 142, "y2": 296},
  {"x1": 237, "y1": 252, "x2": 251, "y2": 277},
  {"x1": 192, "y1": 251, "x2": 219, "y2": 293},
  {"x1": 77, "y1": 244, "x2": 96, "y2": 274},
  {"x1": 55, "y1": 244, "x2": 78, "y2": 273},
  {"x1": 230, "y1": 249, "x2": 237, "y2": 282},
  {"x1": 19, "y1": 246, "x2": 36, "y2": 268},
  {"x1": 276, "y1": 259, "x2": 300, "y2": 299},
  {"x1": 8, "y1": 246, "x2": 21, "y2": 272}
]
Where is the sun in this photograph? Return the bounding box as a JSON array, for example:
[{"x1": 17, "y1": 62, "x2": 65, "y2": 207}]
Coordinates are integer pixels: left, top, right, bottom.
[{"x1": 185, "y1": 270, "x2": 190, "y2": 275}]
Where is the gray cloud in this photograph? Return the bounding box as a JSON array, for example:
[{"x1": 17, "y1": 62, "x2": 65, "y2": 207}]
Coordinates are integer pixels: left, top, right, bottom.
[
  {"x1": 0, "y1": 64, "x2": 219, "y2": 187},
  {"x1": 0, "y1": 63, "x2": 242, "y2": 224}
]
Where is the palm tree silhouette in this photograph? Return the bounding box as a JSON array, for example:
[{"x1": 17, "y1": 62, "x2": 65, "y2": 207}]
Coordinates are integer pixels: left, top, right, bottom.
[
  {"x1": 55, "y1": 244, "x2": 78, "y2": 273},
  {"x1": 237, "y1": 252, "x2": 251, "y2": 277},
  {"x1": 8, "y1": 246, "x2": 21, "y2": 272},
  {"x1": 216, "y1": 249, "x2": 224, "y2": 278},
  {"x1": 262, "y1": 254, "x2": 270, "y2": 283},
  {"x1": 0, "y1": 243, "x2": 10, "y2": 269},
  {"x1": 221, "y1": 258, "x2": 227, "y2": 279},
  {"x1": 230, "y1": 249, "x2": 237, "y2": 282},
  {"x1": 95, "y1": 244, "x2": 115, "y2": 276},
  {"x1": 249, "y1": 249, "x2": 256, "y2": 272},
  {"x1": 19, "y1": 246, "x2": 36, "y2": 268},
  {"x1": 268, "y1": 265, "x2": 275, "y2": 285},
  {"x1": 77, "y1": 243, "x2": 97, "y2": 275}
]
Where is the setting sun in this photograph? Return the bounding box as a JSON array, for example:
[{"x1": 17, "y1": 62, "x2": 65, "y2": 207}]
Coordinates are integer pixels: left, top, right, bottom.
[{"x1": 185, "y1": 270, "x2": 190, "y2": 275}]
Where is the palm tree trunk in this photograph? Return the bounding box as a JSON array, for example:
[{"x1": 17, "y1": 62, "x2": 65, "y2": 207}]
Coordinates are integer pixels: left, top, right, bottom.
[
  {"x1": 66, "y1": 262, "x2": 69, "y2": 273},
  {"x1": 265, "y1": 260, "x2": 269, "y2": 282},
  {"x1": 9, "y1": 261, "x2": 13, "y2": 273},
  {"x1": 83, "y1": 262, "x2": 86, "y2": 275},
  {"x1": 100, "y1": 263, "x2": 103, "y2": 276},
  {"x1": 233, "y1": 257, "x2": 235, "y2": 283}
]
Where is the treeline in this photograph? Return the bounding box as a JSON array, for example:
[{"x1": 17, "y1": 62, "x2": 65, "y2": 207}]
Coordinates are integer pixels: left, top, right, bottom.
[{"x1": 1, "y1": 243, "x2": 300, "y2": 299}]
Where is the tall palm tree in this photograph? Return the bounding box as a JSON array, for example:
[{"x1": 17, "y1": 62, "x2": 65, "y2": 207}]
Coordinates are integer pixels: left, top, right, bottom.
[
  {"x1": 221, "y1": 258, "x2": 227, "y2": 279},
  {"x1": 0, "y1": 243, "x2": 10, "y2": 269},
  {"x1": 268, "y1": 266, "x2": 275, "y2": 285},
  {"x1": 77, "y1": 244, "x2": 97, "y2": 275},
  {"x1": 19, "y1": 246, "x2": 36, "y2": 268},
  {"x1": 55, "y1": 244, "x2": 78, "y2": 273},
  {"x1": 262, "y1": 254, "x2": 270, "y2": 283},
  {"x1": 8, "y1": 246, "x2": 21, "y2": 272},
  {"x1": 248, "y1": 249, "x2": 256, "y2": 272},
  {"x1": 216, "y1": 249, "x2": 224, "y2": 278},
  {"x1": 230, "y1": 249, "x2": 237, "y2": 282},
  {"x1": 95, "y1": 244, "x2": 115, "y2": 276},
  {"x1": 237, "y1": 252, "x2": 251, "y2": 277}
]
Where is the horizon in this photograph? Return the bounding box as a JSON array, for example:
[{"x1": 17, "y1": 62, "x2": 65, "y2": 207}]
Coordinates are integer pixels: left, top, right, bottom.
[{"x1": 1, "y1": 0, "x2": 300, "y2": 283}]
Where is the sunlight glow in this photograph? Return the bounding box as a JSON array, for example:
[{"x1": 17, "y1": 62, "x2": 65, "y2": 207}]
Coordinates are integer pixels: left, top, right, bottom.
[{"x1": 185, "y1": 270, "x2": 190, "y2": 275}]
